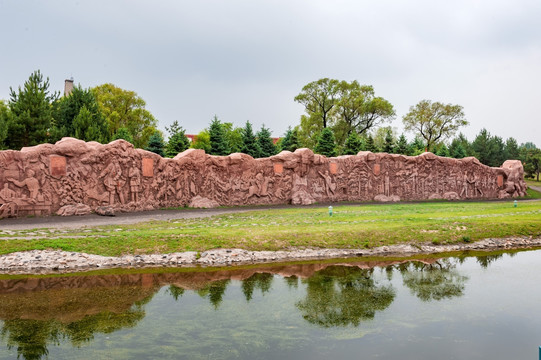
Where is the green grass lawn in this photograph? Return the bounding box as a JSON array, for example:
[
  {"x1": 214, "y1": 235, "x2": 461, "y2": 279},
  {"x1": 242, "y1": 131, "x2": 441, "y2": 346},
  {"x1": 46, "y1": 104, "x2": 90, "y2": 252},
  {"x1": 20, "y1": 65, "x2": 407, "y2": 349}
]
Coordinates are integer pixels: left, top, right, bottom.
[{"x1": 1, "y1": 198, "x2": 540, "y2": 257}]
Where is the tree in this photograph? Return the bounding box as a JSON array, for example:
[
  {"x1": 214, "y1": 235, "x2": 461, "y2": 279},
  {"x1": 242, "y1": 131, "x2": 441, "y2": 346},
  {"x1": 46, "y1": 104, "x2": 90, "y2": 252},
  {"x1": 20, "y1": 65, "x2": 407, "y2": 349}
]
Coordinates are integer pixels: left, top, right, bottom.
[
  {"x1": 408, "y1": 136, "x2": 426, "y2": 156},
  {"x1": 395, "y1": 134, "x2": 409, "y2": 155},
  {"x1": 72, "y1": 106, "x2": 108, "y2": 143},
  {"x1": 164, "y1": 120, "x2": 190, "y2": 158},
  {"x1": 92, "y1": 83, "x2": 158, "y2": 148},
  {"x1": 208, "y1": 115, "x2": 230, "y2": 155},
  {"x1": 402, "y1": 100, "x2": 467, "y2": 152},
  {"x1": 472, "y1": 128, "x2": 504, "y2": 166},
  {"x1": 294, "y1": 78, "x2": 340, "y2": 129},
  {"x1": 449, "y1": 134, "x2": 470, "y2": 159},
  {"x1": 191, "y1": 130, "x2": 211, "y2": 153},
  {"x1": 365, "y1": 135, "x2": 377, "y2": 153},
  {"x1": 297, "y1": 114, "x2": 322, "y2": 149},
  {"x1": 256, "y1": 124, "x2": 277, "y2": 158},
  {"x1": 6, "y1": 70, "x2": 59, "y2": 149},
  {"x1": 504, "y1": 137, "x2": 520, "y2": 160},
  {"x1": 279, "y1": 126, "x2": 301, "y2": 152},
  {"x1": 521, "y1": 146, "x2": 541, "y2": 181},
  {"x1": 113, "y1": 127, "x2": 134, "y2": 143},
  {"x1": 52, "y1": 85, "x2": 108, "y2": 143},
  {"x1": 145, "y1": 131, "x2": 165, "y2": 156},
  {"x1": 382, "y1": 128, "x2": 395, "y2": 153},
  {"x1": 333, "y1": 81, "x2": 395, "y2": 145},
  {"x1": 314, "y1": 128, "x2": 337, "y2": 157},
  {"x1": 0, "y1": 100, "x2": 9, "y2": 149},
  {"x1": 240, "y1": 120, "x2": 260, "y2": 158},
  {"x1": 435, "y1": 143, "x2": 450, "y2": 157},
  {"x1": 222, "y1": 122, "x2": 244, "y2": 153},
  {"x1": 343, "y1": 132, "x2": 363, "y2": 155}
]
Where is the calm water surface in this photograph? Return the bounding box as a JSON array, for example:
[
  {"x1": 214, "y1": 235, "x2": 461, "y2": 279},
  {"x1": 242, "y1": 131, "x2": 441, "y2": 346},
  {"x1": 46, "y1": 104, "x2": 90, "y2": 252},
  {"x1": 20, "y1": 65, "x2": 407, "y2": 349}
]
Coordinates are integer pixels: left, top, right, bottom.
[{"x1": 0, "y1": 250, "x2": 540, "y2": 359}]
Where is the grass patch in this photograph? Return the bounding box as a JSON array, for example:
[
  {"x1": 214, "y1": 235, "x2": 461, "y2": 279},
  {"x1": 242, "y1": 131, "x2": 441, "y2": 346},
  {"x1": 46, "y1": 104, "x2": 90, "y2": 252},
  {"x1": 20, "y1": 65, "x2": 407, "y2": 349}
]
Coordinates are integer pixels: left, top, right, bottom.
[{"x1": 1, "y1": 200, "x2": 540, "y2": 257}]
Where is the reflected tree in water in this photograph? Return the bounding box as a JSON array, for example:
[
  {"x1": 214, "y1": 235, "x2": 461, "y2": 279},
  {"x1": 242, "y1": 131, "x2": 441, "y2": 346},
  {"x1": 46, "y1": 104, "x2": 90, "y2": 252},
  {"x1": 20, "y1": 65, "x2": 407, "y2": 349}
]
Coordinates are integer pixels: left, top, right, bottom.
[
  {"x1": 197, "y1": 279, "x2": 230, "y2": 309},
  {"x1": 167, "y1": 285, "x2": 186, "y2": 301},
  {"x1": 284, "y1": 275, "x2": 299, "y2": 289},
  {"x1": 241, "y1": 273, "x2": 274, "y2": 301},
  {"x1": 400, "y1": 259, "x2": 468, "y2": 301},
  {"x1": 296, "y1": 266, "x2": 395, "y2": 327},
  {"x1": 476, "y1": 254, "x2": 503, "y2": 269}
]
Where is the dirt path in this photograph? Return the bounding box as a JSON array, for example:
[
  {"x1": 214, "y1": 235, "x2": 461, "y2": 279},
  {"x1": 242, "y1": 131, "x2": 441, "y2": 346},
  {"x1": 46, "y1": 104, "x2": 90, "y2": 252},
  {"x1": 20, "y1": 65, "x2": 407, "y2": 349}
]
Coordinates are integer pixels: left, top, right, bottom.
[{"x1": 0, "y1": 207, "x2": 265, "y2": 231}]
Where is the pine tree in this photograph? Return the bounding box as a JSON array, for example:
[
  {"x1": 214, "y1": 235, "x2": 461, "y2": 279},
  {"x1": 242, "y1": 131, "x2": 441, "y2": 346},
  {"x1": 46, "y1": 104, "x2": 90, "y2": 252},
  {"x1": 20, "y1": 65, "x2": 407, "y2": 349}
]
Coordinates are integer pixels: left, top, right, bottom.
[
  {"x1": 396, "y1": 134, "x2": 409, "y2": 155},
  {"x1": 450, "y1": 142, "x2": 467, "y2": 158},
  {"x1": 314, "y1": 128, "x2": 337, "y2": 157},
  {"x1": 145, "y1": 131, "x2": 165, "y2": 156},
  {"x1": 165, "y1": 120, "x2": 190, "y2": 157},
  {"x1": 435, "y1": 143, "x2": 450, "y2": 157},
  {"x1": 73, "y1": 106, "x2": 107, "y2": 143},
  {"x1": 6, "y1": 70, "x2": 59, "y2": 149},
  {"x1": 365, "y1": 135, "x2": 377, "y2": 152},
  {"x1": 279, "y1": 127, "x2": 293, "y2": 152},
  {"x1": 241, "y1": 121, "x2": 260, "y2": 157},
  {"x1": 343, "y1": 132, "x2": 363, "y2": 155},
  {"x1": 504, "y1": 137, "x2": 520, "y2": 160},
  {"x1": 0, "y1": 101, "x2": 9, "y2": 149},
  {"x1": 382, "y1": 129, "x2": 395, "y2": 153},
  {"x1": 208, "y1": 115, "x2": 230, "y2": 155},
  {"x1": 408, "y1": 136, "x2": 425, "y2": 155},
  {"x1": 256, "y1": 124, "x2": 277, "y2": 158}
]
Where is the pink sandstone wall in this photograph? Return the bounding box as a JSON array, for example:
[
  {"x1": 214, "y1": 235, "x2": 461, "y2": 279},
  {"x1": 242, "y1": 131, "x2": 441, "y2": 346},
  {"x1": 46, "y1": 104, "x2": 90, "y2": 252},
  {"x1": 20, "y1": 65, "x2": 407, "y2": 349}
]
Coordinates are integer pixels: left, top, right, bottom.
[{"x1": 0, "y1": 137, "x2": 527, "y2": 218}]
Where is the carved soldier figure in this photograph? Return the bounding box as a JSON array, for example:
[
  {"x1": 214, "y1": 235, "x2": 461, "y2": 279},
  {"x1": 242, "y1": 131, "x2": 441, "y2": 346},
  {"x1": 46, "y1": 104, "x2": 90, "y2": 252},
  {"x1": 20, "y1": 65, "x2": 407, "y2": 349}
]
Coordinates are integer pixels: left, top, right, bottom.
[
  {"x1": 0, "y1": 183, "x2": 18, "y2": 217},
  {"x1": 128, "y1": 163, "x2": 141, "y2": 203},
  {"x1": 8, "y1": 169, "x2": 40, "y2": 203},
  {"x1": 318, "y1": 170, "x2": 336, "y2": 198},
  {"x1": 99, "y1": 160, "x2": 125, "y2": 205}
]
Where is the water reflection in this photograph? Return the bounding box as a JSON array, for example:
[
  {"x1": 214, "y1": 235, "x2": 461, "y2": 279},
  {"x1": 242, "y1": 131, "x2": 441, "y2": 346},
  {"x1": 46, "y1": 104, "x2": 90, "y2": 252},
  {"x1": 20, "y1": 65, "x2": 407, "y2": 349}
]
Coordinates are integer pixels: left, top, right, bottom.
[
  {"x1": 398, "y1": 259, "x2": 468, "y2": 301},
  {"x1": 296, "y1": 267, "x2": 395, "y2": 327},
  {"x1": 0, "y1": 254, "x2": 517, "y2": 359}
]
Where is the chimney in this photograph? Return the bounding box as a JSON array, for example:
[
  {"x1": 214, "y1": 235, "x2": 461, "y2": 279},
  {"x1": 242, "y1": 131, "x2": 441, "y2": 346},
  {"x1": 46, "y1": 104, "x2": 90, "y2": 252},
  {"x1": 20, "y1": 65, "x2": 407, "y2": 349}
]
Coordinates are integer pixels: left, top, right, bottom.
[{"x1": 64, "y1": 77, "x2": 74, "y2": 97}]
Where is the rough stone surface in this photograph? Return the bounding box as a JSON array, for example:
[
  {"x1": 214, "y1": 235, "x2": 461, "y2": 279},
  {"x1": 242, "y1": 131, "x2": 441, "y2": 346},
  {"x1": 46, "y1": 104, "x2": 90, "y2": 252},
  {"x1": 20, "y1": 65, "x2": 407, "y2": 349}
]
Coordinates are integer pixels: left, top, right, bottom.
[
  {"x1": 95, "y1": 205, "x2": 116, "y2": 216},
  {"x1": 56, "y1": 203, "x2": 92, "y2": 216},
  {"x1": 189, "y1": 195, "x2": 220, "y2": 208},
  {"x1": 0, "y1": 138, "x2": 528, "y2": 218},
  {"x1": 0, "y1": 236, "x2": 539, "y2": 275}
]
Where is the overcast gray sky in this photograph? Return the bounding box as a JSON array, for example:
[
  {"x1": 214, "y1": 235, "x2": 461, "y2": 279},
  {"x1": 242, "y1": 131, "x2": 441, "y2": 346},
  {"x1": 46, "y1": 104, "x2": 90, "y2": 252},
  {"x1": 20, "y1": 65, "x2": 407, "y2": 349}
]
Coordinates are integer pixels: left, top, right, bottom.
[{"x1": 1, "y1": 0, "x2": 540, "y2": 146}]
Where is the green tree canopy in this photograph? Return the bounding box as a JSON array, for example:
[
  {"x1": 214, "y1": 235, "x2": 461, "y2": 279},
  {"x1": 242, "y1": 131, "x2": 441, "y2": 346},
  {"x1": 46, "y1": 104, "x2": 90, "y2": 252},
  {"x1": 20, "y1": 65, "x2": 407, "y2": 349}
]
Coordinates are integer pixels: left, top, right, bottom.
[
  {"x1": 256, "y1": 124, "x2": 277, "y2": 158},
  {"x1": 92, "y1": 83, "x2": 157, "y2": 148},
  {"x1": 395, "y1": 134, "x2": 409, "y2": 155},
  {"x1": 314, "y1": 127, "x2": 337, "y2": 157},
  {"x1": 402, "y1": 100, "x2": 467, "y2": 152},
  {"x1": 6, "y1": 70, "x2": 59, "y2": 149},
  {"x1": 222, "y1": 122, "x2": 243, "y2": 154},
  {"x1": 343, "y1": 131, "x2": 363, "y2": 155},
  {"x1": 113, "y1": 127, "x2": 134, "y2": 143},
  {"x1": 241, "y1": 120, "x2": 260, "y2": 158},
  {"x1": 191, "y1": 130, "x2": 211, "y2": 153},
  {"x1": 208, "y1": 116, "x2": 230, "y2": 155},
  {"x1": 504, "y1": 137, "x2": 520, "y2": 160},
  {"x1": 294, "y1": 78, "x2": 340, "y2": 129},
  {"x1": 0, "y1": 100, "x2": 9, "y2": 149},
  {"x1": 145, "y1": 130, "x2": 165, "y2": 156},
  {"x1": 165, "y1": 120, "x2": 190, "y2": 158},
  {"x1": 53, "y1": 85, "x2": 108, "y2": 143}
]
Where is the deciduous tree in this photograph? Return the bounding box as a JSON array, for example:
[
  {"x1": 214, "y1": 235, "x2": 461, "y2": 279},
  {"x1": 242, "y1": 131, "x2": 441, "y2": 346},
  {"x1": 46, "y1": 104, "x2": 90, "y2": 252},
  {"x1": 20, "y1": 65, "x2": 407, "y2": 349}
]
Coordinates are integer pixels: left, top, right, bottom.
[
  {"x1": 294, "y1": 78, "x2": 340, "y2": 129},
  {"x1": 92, "y1": 83, "x2": 157, "y2": 148},
  {"x1": 402, "y1": 100, "x2": 467, "y2": 152}
]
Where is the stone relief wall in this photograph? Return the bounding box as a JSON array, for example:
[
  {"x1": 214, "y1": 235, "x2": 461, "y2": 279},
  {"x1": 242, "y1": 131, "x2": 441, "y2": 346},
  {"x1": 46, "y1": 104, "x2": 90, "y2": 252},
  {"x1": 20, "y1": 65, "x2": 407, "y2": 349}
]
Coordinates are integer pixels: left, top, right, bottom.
[{"x1": 0, "y1": 137, "x2": 527, "y2": 218}]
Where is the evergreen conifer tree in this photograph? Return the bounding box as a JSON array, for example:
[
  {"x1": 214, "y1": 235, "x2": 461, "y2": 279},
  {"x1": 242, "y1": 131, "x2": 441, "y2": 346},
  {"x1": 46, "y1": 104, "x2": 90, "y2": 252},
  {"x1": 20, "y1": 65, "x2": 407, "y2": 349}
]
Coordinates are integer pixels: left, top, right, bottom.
[
  {"x1": 209, "y1": 115, "x2": 230, "y2": 155},
  {"x1": 382, "y1": 129, "x2": 395, "y2": 153},
  {"x1": 165, "y1": 120, "x2": 190, "y2": 157},
  {"x1": 314, "y1": 128, "x2": 337, "y2": 157},
  {"x1": 396, "y1": 134, "x2": 409, "y2": 155},
  {"x1": 343, "y1": 132, "x2": 363, "y2": 155},
  {"x1": 145, "y1": 131, "x2": 165, "y2": 156},
  {"x1": 6, "y1": 70, "x2": 59, "y2": 149},
  {"x1": 256, "y1": 124, "x2": 277, "y2": 158},
  {"x1": 241, "y1": 121, "x2": 260, "y2": 157},
  {"x1": 435, "y1": 143, "x2": 450, "y2": 157},
  {"x1": 365, "y1": 135, "x2": 377, "y2": 152}
]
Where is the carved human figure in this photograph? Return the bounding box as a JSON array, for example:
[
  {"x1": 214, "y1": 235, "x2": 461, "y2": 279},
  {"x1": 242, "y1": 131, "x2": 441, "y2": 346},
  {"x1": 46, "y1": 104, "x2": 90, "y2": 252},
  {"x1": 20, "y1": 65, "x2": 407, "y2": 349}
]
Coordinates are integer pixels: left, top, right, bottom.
[
  {"x1": 459, "y1": 172, "x2": 469, "y2": 198},
  {"x1": 99, "y1": 160, "x2": 125, "y2": 205},
  {"x1": 128, "y1": 164, "x2": 141, "y2": 203},
  {"x1": 8, "y1": 169, "x2": 40, "y2": 203},
  {"x1": 318, "y1": 170, "x2": 336, "y2": 198},
  {"x1": 384, "y1": 171, "x2": 390, "y2": 197},
  {"x1": 0, "y1": 183, "x2": 18, "y2": 217}
]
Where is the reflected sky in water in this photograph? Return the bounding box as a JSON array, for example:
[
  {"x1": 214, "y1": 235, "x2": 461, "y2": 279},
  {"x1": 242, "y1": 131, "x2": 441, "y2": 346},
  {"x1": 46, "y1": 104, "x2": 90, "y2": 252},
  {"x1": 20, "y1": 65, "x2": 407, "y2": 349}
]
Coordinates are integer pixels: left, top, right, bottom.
[{"x1": 0, "y1": 250, "x2": 540, "y2": 359}]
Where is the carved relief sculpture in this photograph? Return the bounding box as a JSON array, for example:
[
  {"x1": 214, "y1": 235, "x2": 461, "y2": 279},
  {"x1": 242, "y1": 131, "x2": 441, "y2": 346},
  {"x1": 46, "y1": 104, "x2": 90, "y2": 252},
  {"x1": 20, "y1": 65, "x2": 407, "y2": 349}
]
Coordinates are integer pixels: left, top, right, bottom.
[{"x1": 0, "y1": 137, "x2": 528, "y2": 218}]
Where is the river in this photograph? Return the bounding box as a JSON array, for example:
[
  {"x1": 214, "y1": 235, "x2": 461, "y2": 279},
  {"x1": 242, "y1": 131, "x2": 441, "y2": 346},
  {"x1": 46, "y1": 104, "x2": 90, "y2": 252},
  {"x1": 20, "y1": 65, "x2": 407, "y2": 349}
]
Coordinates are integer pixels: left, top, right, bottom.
[{"x1": 0, "y1": 249, "x2": 540, "y2": 359}]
